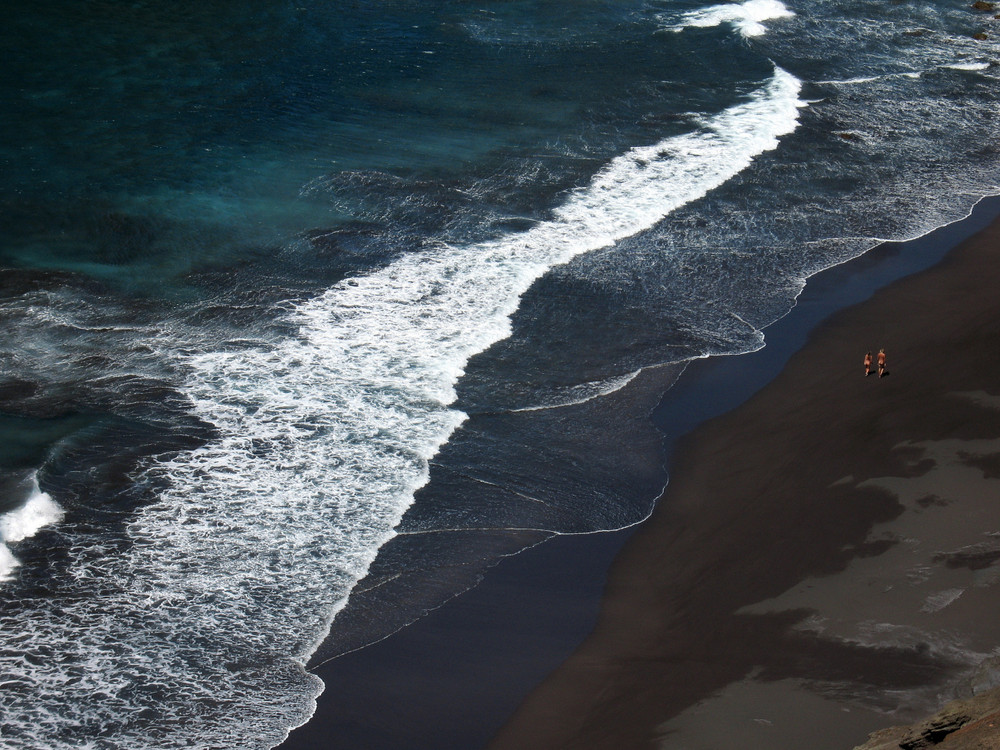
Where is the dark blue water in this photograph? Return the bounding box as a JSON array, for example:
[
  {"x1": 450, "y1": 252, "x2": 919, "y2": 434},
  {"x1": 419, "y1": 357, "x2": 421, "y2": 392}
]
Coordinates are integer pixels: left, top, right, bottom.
[{"x1": 2, "y1": 1, "x2": 1000, "y2": 748}]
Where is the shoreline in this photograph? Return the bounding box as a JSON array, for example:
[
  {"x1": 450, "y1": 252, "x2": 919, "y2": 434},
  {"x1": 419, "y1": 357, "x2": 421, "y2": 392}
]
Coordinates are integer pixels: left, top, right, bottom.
[
  {"x1": 278, "y1": 196, "x2": 1000, "y2": 750},
  {"x1": 488, "y1": 197, "x2": 1000, "y2": 749}
]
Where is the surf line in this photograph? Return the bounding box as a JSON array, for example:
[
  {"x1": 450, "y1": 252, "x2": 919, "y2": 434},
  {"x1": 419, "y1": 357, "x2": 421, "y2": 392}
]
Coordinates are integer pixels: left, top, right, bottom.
[
  {"x1": 283, "y1": 65, "x2": 809, "y2": 630},
  {"x1": 95, "y1": 65, "x2": 810, "y2": 750},
  {"x1": 178, "y1": 65, "x2": 811, "y2": 638}
]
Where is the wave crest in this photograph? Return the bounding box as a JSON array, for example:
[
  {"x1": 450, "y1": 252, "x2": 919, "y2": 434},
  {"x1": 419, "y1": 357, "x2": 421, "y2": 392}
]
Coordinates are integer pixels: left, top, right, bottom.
[
  {"x1": 665, "y1": 0, "x2": 795, "y2": 38},
  {"x1": 0, "y1": 473, "x2": 63, "y2": 583},
  {"x1": 0, "y1": 68, "x2": 804, "y2": 750}
]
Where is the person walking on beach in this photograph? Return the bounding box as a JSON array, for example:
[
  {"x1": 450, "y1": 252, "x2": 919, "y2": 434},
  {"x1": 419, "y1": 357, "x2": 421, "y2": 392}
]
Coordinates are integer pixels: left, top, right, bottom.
[
  {"x1": 877, "y1": 348, "x2": 886, "y2": 378},
  {"x1": 864, "y1": 351, "x2": 873, "y2": 376}
]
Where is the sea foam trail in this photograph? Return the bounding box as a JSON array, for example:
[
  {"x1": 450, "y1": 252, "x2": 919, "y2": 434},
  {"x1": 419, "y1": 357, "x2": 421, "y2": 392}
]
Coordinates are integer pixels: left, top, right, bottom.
[
  {"x1": 0, "y1": 68, "x2": 804, "y2": 750},
  {"x1": 666, "y1": 0, "x2": 795, "y2": 38},
  {"x1": 0, "y1": 473, "x2": 63, "y2": 582}
]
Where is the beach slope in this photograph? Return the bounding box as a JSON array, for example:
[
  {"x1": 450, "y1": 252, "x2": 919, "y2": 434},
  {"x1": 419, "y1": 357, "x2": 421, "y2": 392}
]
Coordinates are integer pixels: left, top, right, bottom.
[{"x1": 488, "y1": 217, "x2": 1000, "y2": 750}]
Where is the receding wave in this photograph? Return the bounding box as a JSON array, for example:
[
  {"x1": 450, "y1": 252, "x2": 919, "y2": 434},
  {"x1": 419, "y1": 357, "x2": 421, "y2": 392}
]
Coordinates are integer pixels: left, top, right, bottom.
[
  {"x1": 509, "y1": 369, "x2": 644, "y2": 412},
  {"x1": 0, "y1": 68, "x2": 803, "y2": 749}
]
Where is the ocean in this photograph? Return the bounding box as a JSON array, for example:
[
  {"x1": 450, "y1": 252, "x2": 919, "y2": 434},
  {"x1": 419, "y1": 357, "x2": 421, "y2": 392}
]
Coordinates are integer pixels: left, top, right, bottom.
[{"x1": 2, "y1": 1, "x2": 999, "y2": 748}]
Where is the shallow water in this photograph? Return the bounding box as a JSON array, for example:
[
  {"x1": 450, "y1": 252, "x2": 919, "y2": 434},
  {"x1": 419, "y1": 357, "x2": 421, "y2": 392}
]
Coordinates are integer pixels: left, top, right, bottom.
[{"x1": 2, "y1": 1, "x2": 1000, "y2": 748}]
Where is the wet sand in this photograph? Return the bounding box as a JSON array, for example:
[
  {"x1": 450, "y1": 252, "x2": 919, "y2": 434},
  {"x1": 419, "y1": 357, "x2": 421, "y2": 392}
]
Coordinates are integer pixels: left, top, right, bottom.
[
  {"x1": 278, "y1": 200, "x2": 1000, "y2": 750},
  {"x1": 488, "y1": 206, "x2": 1000, "y2": 750}
]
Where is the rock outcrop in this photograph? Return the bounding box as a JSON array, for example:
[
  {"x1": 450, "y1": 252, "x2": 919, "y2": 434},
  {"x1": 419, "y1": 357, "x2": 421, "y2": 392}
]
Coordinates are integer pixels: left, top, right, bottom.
[{"x1": 853, "y1": 689, "x2": 1000, "y2": 749}]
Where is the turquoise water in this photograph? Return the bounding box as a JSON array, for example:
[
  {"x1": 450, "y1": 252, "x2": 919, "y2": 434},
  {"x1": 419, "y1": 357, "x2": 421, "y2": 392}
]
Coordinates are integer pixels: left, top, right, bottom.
[
  {"x1": 2, "y1": 1, "x2": 1000, "y2": 748},
  {"x1": 1, "y1": 1, "x2": 777, "y2": 296}
]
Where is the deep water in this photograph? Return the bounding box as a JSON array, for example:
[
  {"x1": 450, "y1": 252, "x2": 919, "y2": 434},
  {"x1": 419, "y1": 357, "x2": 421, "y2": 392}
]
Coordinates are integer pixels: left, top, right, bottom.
[{"x1": 2, "y1": 1, "x2": 1000, "y2": 748}]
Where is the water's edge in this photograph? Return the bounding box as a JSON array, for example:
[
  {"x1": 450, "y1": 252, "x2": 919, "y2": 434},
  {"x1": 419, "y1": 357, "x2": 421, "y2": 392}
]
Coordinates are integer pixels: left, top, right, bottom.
[{"x1": 278, "y1": 195, "x2": 1000, "y2": 750}]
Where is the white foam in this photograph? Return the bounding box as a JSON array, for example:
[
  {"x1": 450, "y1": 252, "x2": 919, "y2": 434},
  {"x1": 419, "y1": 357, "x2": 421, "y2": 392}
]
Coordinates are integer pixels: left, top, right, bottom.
[
  {"x1": 944, "y1": 61, "x2": 990, "y2": 72},
  {"x1": 816, "y1": 71, "x2": 923, "y2": 86},
  {"x1": 0, "y1": 543, "x2": 19, "y2": 582},
  {"x1": 0, "y1": 481, "x2": 63, "y2": 544},
  {"x1": 921, "y1": 588, "x2": 965, "y2": 613},
  {"x1": 0, "y1": 474, "x2": 63, "y2": 583},
  {"x1": 510, "y1": 369, "x2": 644, "y2": 412},
  {"x1": 818, "y1": 60, "x2": 990, "y2": 88},
  {"x1": 0, "y1": 68, "x2": 805, "y2": 750},
  {"x1": 666, "y1": 0, "x2": 795, "y2": 38}
]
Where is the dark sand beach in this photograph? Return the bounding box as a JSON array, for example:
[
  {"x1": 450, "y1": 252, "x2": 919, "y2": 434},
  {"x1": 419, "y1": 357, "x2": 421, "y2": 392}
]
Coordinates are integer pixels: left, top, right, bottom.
[
  {"x1": 488, "y1": 204, "x2": 1000, "y2": 750},
  {"x1": 281, "y1": 198, "x2": 1000, "y2": 750}
]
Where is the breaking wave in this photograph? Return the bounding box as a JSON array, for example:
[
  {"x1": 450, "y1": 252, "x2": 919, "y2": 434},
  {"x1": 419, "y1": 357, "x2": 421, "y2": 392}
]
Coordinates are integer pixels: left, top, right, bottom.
[{"x1": 0, "y1": 68, "x2": 804, "y2": 749}]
